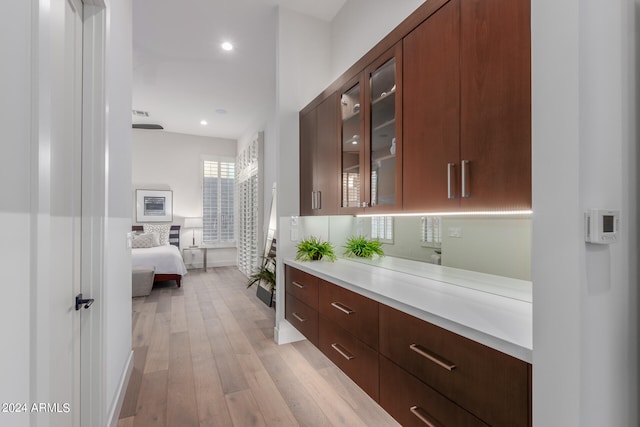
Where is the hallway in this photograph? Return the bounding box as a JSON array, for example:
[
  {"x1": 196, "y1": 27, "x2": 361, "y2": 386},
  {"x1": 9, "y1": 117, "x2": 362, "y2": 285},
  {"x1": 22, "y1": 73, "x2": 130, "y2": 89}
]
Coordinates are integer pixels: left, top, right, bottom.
[{"x1": 117, "y1": 267, "x2": 398, "y2": 426}]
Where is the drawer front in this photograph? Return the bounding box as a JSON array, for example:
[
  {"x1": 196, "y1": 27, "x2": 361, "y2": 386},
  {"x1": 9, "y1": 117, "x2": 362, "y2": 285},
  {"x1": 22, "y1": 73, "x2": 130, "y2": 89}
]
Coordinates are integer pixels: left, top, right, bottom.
[
  {"x1": 285, "y1": 293, "x2": 318, "y2": 346},
  {"x1": 285, "y1": 265, "x2": 319, "y2": 309},
  {"x1": 379, "y1": 305, "x2": 531, "y2": 427},
  {"x1": 319, "y1": 317, "x2": 379, "y2": 401},
  {"x1": 318, "y1": 280, "x2": 379, "y2": 349},
  {"x1": 380, "y1": 355, "x2": 488, "y2": 427}
]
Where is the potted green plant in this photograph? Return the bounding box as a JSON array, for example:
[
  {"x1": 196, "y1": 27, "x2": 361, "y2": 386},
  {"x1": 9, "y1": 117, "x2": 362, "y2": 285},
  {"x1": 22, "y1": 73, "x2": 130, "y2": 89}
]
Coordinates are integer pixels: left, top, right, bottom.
[
  {"x1": 246, "y1": 257, "x2": 276, "y2": 291},
  {"x1": 343, "y1": 235, "x2": 384, "y2": 259},
  {"x1": 296, "y1": 236, "x2": 336, "y2": 262}
]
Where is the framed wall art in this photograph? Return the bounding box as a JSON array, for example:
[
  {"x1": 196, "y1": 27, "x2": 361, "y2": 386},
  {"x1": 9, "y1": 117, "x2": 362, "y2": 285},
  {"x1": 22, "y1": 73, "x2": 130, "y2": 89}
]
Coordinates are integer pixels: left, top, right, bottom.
[{"x1": 136, "y1": 189, "x2": 173, "y2": 222}]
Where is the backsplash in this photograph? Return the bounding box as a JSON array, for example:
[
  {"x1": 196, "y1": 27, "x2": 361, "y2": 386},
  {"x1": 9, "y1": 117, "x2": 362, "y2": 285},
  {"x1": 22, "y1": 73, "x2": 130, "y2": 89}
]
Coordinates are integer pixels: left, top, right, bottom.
[{"x1": 292, "y1": 214, "x2": 531, "y2": 282}]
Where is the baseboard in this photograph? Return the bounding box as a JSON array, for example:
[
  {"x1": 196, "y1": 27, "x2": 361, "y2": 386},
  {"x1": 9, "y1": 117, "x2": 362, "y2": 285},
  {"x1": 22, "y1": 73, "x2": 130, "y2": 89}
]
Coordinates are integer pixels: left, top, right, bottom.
[
  {"x1": 107, "y1": 350, "x2": 134, "y2": 427},
  {"x1": 274, "y1": 319, "x2": 305, "y2": 345}
]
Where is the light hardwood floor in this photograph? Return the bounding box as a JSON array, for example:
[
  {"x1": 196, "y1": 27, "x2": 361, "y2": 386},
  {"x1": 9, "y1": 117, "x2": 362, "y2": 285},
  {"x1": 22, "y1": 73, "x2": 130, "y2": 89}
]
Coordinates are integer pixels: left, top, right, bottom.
[{"x1": 117, "y1": 267, "x2": 400, "y2": 427}]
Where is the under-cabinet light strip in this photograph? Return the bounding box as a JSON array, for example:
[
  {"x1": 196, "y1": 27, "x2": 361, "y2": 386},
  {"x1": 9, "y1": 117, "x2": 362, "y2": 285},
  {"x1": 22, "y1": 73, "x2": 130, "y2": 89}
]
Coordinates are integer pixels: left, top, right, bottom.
[{"x1": 355, "y1": 210, "x2": 533, "y2": 218}]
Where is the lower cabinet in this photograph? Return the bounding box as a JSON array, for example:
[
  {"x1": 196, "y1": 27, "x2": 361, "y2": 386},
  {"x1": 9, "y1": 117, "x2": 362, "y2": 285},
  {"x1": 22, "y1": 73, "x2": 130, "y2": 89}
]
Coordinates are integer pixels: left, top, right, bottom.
[
  {"x1": 380, "y1": 356, "x2": 488, "y2": 427},
  {"x1": 285, "y1": 292, "x2": 318, "y2": 346},
  {"x1": 285, "y1": 266, "x2": 531, "y2": 427},
  {"x1": 379, "y1": 305, "x2": 531, "y2": 427},
  {"x1": 318, "y1": 316, "x2": 379, "y2": 401}
]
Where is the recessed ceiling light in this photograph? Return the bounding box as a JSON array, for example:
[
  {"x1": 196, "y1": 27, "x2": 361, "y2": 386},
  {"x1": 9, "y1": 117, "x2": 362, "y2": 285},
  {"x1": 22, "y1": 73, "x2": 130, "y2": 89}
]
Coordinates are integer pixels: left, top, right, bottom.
[
  {"x1": 200, "y1": 120, "x2": 208, "y2": 126},
  {"x1": 221, "y1": 42, "x2": 233, "y2": 51}
]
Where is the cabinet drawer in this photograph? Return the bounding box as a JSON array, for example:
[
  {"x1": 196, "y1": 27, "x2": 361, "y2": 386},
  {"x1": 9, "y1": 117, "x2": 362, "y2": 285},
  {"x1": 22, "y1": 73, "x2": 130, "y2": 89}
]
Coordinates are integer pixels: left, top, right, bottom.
[
  {"x1": 285, "y1": 265, "x2": 319, "y2": 309},
  {"x1": 318, "y1": 280, "x2": 379, "y2": 349},
  {"x1": 285, "y1": 293, "x2": 318, "y2": 346},
  {"x1": 380, "y1": 356, "x2": 488, "y2": 427},
  {"x1": 319, "y1": 317, "x2": 379, "y2": 401},
  {"x1": 379, "y1": 305, "x2": 530, "y2": 427}
]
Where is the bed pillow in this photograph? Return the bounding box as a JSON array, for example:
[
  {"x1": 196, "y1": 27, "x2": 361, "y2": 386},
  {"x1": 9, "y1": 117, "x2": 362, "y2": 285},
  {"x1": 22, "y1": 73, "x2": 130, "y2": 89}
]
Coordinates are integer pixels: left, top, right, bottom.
[
  {"x1": 143, "y1": 224, "x2": 171, "y2": 245},
  {"x1": 132, "y1": 232, "x2": 157, "y2": 249}
]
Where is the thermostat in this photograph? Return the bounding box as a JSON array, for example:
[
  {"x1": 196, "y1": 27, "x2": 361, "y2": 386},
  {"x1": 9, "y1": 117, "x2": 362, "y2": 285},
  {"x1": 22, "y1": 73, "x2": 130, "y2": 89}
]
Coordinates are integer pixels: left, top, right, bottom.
[{"x1": 585, "y1": 209, "x2": 619, "y2": 244}]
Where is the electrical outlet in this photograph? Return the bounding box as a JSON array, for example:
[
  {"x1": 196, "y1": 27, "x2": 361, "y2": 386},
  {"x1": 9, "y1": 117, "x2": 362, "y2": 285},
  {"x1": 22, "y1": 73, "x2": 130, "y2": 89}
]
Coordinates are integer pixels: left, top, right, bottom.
[{"x1": 448, "y1": 226, "x2": 463, "y2": 238}]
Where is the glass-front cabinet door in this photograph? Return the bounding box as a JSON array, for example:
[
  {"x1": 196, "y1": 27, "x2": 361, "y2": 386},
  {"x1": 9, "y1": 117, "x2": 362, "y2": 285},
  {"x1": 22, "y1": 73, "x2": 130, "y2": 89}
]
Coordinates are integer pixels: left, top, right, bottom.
[
  {"x1": 340, "y1": 75, "x2": 365, "y2": 212},
  {"x1": 339, "y1": 43, "x2": 402, "y2": 214},
  {"x1": 365, "y1": 43, "x2": 402, "y2": 212}
]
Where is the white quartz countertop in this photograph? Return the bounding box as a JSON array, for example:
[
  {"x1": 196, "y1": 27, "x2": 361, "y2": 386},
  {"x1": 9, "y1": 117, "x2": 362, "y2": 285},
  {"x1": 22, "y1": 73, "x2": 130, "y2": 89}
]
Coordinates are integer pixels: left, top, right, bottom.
[{"x1": 284, "y1": 258, "x2": 533, "y2": 363}]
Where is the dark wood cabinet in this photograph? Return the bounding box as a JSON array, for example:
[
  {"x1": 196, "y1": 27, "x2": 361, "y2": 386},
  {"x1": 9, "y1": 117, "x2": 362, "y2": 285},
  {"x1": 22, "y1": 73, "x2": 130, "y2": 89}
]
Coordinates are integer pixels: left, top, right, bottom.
[
  {"x1": 285, "y1": 265, "x2": 531, "y2": 427},
  {"x1": 379, "y1": 304, "x2": 531, "y2": 427},
  {"x1": 301, "y1": 0, "x2": 530, "y2": 215},
  {"x1": 285, "y1": 265, "x2": 319, "y2": 308},
  {"x1": 299, "y1": 108, "x2": 316, "y2": 216},
  {"x1": 338, "y1": 44, "x2": 403, "y2": 215},
  {"x1": 284, "y1": 265, "x2": 319, "y2": 345},
  {"x1": 459, "y1": 0, "x2": 531, "y2": 211},
  {"x1": 380, "y1": 356, "x2": 488, "y2": 427},
  {"x1": 318, "y1": 317, "x2": 379, "y2": 401},
  {"x1": 403, "y1": 0, "x2": 461, "y2": 212},
  {"x1": 299, "y1": 92, "x2": 340, "y2": 216},
  {"x1": 318, "y1": 280, "x2": 379, "y2": 350},
  {"x1": 285, "y1": 293, "x2": 318, "y2": 346},
  {"x1": 403, "y1": 0, "x2": 531, "y2": 212}
]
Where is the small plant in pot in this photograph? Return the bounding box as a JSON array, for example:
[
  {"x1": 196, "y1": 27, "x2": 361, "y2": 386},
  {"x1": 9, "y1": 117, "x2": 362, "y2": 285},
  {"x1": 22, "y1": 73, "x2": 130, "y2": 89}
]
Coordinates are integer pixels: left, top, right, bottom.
[
  {"x1": 343, "y1": 235, "x2": 384, "y2": 259},
  {"x1": 296, "y1": 236, "x2": 336, "y2": 262},
  {"x1": 246, "y1": 257, "x2": 276, "y2": 291}
]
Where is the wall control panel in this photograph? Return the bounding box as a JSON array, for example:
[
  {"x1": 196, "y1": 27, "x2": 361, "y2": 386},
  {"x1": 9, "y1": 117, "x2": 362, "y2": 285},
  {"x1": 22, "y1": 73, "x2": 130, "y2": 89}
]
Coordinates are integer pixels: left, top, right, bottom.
[{"x1": 585, "y1": 209, "x2": 619, "y2": 244}]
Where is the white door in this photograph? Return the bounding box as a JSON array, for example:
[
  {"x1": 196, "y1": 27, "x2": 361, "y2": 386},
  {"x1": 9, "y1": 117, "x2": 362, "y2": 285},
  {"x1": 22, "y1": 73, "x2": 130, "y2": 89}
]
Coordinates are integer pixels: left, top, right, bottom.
[{"x1": 46, "y1": 0, "x2": 84, "y2": 425}]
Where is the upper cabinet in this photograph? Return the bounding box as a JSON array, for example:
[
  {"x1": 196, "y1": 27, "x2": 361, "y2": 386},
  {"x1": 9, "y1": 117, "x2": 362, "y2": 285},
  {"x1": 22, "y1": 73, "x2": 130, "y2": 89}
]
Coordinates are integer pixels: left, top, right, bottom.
[
  {"x1": 339, "y1": 75, "x2": 365, "y2": 214},
  {"x1": 338, "y1": 43, "x2": 403, "y2": 214},
  {"x1": 459, "y1": 0, "x2": 531, "y2": 211},
  {"x1": 404, "y1": 0, "x2": 531, "y2": 212},
  {"x1": 300, "y1": 0, "x2": 531, "y2": 216},
  {"x1": 403, "y1": 0, "x2": 461, "y2": 212},
  {"x1": 300, "y1": 92, "x2": 340, "y2": 216}
]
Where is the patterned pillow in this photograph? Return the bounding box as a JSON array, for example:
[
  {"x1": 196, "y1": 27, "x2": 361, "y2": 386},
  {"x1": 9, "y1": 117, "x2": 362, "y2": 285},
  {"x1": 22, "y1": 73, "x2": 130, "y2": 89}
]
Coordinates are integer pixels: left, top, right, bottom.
[
  {"x1": 143, "y1": 224, "x2": 171, "y2": 245},
  {"x1": 132, "y1": 232, "x2": 156, "y2": 248}
]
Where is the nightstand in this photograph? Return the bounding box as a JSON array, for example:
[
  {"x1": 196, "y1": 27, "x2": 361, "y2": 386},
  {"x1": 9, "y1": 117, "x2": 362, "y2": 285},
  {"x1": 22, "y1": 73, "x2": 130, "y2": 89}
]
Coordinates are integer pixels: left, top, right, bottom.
[{"x1": 182, "y1": 247, "x2": 211, "y2": 272}]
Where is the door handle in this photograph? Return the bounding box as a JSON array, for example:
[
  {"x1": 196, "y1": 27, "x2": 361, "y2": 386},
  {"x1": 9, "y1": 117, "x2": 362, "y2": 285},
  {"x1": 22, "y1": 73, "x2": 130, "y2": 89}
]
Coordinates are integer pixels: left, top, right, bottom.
[
  {"x1": 447, "y1": 163, "x2": 456, "y2": 199},
  {"x1": 75, "y1": 293, "x2": 95, "y2": 311},
  {"x1": 461, "y1": 160, "x2": 471, "y2": 198}
]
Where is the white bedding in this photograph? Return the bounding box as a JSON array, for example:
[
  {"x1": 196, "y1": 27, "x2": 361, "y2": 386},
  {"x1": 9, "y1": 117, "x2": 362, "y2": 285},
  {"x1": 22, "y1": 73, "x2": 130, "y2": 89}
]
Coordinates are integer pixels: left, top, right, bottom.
[{"x1": 132, "y1": 245, "x2": 188, "y2": 276}]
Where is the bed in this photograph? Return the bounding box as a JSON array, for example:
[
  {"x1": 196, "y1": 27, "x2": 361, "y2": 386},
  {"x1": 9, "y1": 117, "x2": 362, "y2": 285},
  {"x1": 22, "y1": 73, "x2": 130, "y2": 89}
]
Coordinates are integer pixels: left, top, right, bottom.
[{"x1": 132, "y1": 225, "x2": 187, "y2": 287}]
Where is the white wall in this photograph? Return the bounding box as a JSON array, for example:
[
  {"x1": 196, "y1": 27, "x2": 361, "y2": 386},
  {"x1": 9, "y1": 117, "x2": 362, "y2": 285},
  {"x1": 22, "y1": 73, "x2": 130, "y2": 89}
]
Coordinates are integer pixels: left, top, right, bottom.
[
  {"x1": 532, "y1": 0, "x2": 638, "y2": 425},
  {"x1": 104, "y1": 0, "x2": 134, "y2": 423},
  {"x1": 276, "y1": 7, "x2": 333, "y2": 221},
  {"x1": 330, "y1": 0, "x2": 424, "y2": 80},
  {"x1": 132, "y1": 129, "x2": 238, "y2": 267}
]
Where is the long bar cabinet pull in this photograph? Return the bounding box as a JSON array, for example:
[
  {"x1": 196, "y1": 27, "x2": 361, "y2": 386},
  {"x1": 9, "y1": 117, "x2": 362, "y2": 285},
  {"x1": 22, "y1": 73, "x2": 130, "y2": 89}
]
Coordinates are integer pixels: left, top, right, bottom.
[
  {"x1": 291, "y1": 281, "x2": 305, "y2": 289},
  {"x1": 461, "y1": 159, "x2": 470, "y2": 198},
  {"x1": 291, "y1": 312, "x2": 307, "y2": 323},
  {"x1": 331, "y1": 343, "x2": 355, "y2": 360},
  {"x1": 330, "y1": 301, "x2": 355, "y2": 315},
  {"x1": 409, "y1": 343, "x2": 456, "y2": 371},
  {"x1": 447, "y1": 163, "x2": 456, "y2": 199},
  {"x1": 409, "y1": 406, "x2": 445, "y2": 427}
]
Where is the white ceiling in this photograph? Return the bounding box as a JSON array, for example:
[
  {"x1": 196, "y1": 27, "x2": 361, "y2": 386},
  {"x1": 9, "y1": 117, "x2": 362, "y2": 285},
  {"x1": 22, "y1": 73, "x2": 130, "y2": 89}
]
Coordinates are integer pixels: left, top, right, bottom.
[{"x1": 132, "y1": 0, "x2": 346, "y2": 139}]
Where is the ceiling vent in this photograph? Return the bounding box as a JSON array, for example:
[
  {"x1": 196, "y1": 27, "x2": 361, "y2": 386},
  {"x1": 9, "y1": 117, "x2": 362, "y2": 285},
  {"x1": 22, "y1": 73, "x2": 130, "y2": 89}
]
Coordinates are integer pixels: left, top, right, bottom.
[{"x1": 132, "y1": 110, "x2": 149, "y2": 117}]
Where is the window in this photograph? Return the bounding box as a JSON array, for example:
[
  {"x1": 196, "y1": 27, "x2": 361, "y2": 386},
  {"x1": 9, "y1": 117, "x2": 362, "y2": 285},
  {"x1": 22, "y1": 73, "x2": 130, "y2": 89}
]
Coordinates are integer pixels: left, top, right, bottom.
[
  {"x1": 371, "y1": 216, "x2": 393, "y2": 243},
  {"x1": 236, "y1": 138, "x2": 261, "y2": 276},
  {"x1": 421, "y1": 216, "x2": 442, "y2": 246},
  {"x1": 203, "y1": 159, "x2": 235, "y2": 244}
]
